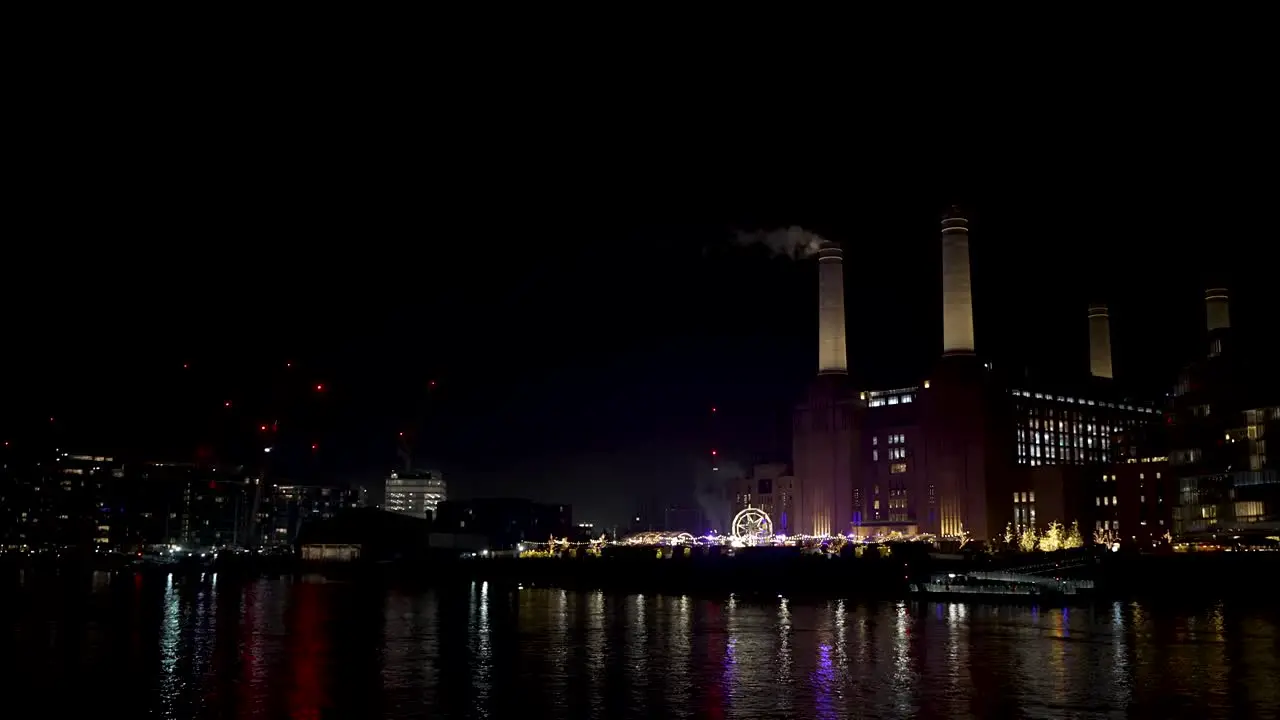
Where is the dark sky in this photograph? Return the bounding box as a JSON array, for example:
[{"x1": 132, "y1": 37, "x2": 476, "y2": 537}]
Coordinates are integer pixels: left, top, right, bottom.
[{"x1": 4, "y1": 110, "x2": 1277, "y2": 526}]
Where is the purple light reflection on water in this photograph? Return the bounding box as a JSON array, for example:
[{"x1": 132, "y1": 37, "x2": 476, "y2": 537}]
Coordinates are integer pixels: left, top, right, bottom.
[
  {"x1": 812, "y1": 643, "x2": 837, "y2": 720},
  {"x1": 721, "y1": 636, "x2": 737, "y2": 714}
]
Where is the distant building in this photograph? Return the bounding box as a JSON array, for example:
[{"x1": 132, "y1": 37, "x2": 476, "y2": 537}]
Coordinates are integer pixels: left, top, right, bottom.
[
  {"x1": 257, "y1": 484, "x2": 359, "y2": 547},
  {"x1": 181, "y1": 474, "x2": 251, "y2": 548},
  {"x1": 731, "y1": 463, "x2": 795, "y2": 535},
  {"x1": 384, "y1": 470, "x2": 446, "y2": 520},
  {"x1": 128, "y1": 462, "x2": 215, "y2": 548},
  {"x1": 0, "y1": 451, "x2": 120, "y2": 551},
  {"x1": 297, "y1": 508, "x2": 431, "y2": 562},
  {"x1": 1164, "y1": 289, "x2": 1279, "y2": 539},
  {"x1": 791, "y1": 208, "x2": 1172, "y2": 543}
]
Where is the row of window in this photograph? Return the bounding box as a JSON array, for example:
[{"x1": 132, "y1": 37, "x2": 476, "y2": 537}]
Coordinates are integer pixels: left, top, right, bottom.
[
  {"x1": 1010, "y1": 389, "x2": 1156, "y2": 414},
  {"x1": 868, "y1": 394, "x2": 914, "y2": 407}
]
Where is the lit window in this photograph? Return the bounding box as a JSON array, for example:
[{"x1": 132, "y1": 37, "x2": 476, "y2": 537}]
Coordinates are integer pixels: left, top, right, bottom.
[{"x1": 872, "y1": 450, "x2": 878, "y2": 461}]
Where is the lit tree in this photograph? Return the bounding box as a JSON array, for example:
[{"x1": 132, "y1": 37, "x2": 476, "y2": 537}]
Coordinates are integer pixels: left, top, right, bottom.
[
  {"x1": 956, "y1": 523, "x2": 972, "y2": 550},
  {"x1": 1038, "y1": 521, "x2": 1064, "y2": 552},
  {"x1": 1018, "y1": 526, "x2": 1039, "y2": 552},
  {"x1": 1063, "y1": 521, "x2": 1084, "y2": 549},
  {"x1": 1003, "y1": 523, "x2": 1016, "y2": 549}
]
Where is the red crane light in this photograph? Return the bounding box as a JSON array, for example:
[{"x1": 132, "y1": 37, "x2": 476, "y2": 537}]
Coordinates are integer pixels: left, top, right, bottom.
[
  {"x1": 260, "y1": 425, "x2": 268, "y2": 431},
  {"x1": 711, "y1": 406, "x2": 717, "y2": 413},
  {"x1": 314, "y1": 383, "x2": 325, "y2": 392},
  {"x1": 429, "y1": 380, "x2": 437, "y2": 388},
  {"x1": 49, "y1": 417, "x2": 55, "y2": 423},
  {"x1": 311, "y1": 443, "x2": 318, "y2": 451},
  {"x1": 398, "y1": 431, "x2": 405, "y2": 437},
  {"x1": 224, "y1": 401, "x2": 232, "y2": 408},
  {"x1": 183, "y1": 363, "x2": 189, "y2": 369},
  {"x1": 286, "y1": 361, "x2": 293, "y2": 368},
  {"x1": 711, "y1": 449, "x2": 718, "y2": 456}
]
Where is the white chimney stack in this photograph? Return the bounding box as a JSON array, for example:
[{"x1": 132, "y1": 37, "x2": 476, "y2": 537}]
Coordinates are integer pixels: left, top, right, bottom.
[
  {"x1": 816, "y1": 242, "x2": 848, "y2": 375},
  {"x1": 1205, "y1": 287, "x2": 1230, "y2": 331},
  {"x1": 1088, "y1": 304, "x2": 1114, "y2": 379},
  {"x1": 941, "y1": 207, "x2": 975, "y2": 355}
]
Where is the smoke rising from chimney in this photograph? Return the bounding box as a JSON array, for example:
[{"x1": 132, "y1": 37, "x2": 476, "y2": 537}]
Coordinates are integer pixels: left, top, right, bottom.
[{"x1": 734, "y1": 226, "x2": 827, "y2": 258}]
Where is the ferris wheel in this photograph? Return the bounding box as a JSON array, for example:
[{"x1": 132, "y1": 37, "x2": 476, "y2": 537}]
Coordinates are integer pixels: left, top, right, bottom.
[{"x1": 731, "y1": 507, "x2": 773, "y2": 546}]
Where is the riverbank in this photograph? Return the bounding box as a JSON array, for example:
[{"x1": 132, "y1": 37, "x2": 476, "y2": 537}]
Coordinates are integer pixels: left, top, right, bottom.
[{"x1": 6, "y1": 547, "x2": 1277, "y2": 603}]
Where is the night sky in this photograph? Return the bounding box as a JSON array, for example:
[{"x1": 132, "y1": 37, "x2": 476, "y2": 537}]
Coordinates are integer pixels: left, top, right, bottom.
[{"x1": 5, "y1": 139, "x2": 1276, "y2": 526}]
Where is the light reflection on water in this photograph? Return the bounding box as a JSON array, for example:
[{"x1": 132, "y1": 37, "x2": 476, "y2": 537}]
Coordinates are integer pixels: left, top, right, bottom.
[{"x1": 3, "y1": 574, "x2": 1280, "y2": 719}]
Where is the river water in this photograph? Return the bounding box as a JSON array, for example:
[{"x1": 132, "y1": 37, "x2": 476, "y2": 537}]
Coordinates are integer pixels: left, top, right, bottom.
[{"x1": 2, "y1": 571, "x2": 1277, "y2": 718}]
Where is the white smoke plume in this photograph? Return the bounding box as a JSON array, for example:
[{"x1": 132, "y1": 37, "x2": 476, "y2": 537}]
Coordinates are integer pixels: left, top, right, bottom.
[
  {"x1": 695, "y1": 461, "x2": 742, "y2": 534},
  {"x1": 734, "y1": 226, "x2": 827, "y2": 258}
]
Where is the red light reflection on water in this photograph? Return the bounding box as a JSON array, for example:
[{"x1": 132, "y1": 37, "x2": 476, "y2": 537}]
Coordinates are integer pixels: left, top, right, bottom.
[{"x1": 288, "y1": 582, "x2": 330, "y2": 720}]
